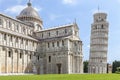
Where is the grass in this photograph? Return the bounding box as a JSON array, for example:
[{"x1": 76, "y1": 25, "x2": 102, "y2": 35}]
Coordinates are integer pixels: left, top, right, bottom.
[{"x1": 0, "y1": 74, "x2": 120, "y2": 80}]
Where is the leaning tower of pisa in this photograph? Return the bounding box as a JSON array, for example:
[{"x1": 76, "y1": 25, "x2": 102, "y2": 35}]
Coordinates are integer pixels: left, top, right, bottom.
[{"x1": 88, "y1": 12, "x2": 109, "y2": 73}]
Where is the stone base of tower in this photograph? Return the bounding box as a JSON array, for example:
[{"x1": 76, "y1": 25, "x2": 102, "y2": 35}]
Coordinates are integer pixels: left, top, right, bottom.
[{"x1": 88, "y1": 63, "x2": 107, "y2": 74}]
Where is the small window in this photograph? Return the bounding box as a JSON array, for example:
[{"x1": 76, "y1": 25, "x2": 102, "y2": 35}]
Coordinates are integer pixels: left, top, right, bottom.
[
  {"x1": 32, "y1": 42, "x2": 34, "y2": 46},
  {"x1": 38, "y1": 56, "x2": 39, "y2": 60},
  {"x1": 57, "y1": 41, "x2": 59, "y2": 47},
  {"x1": 42, "y1": 33, "x2": 43, "y2": 38},
  {"x1": 30, "y1": 54, "x2": 32, "y2": 59},
  {"x1": 101, "y1": 25, "x2": 104, "y2": 29},
  {"x1": 62, "y1": 40, "x2": 64, "y2": 46},
  {"x1": 101, "y1": 19, "x2": 104, "y2": 21},
  {"x1": 48, "y1": 32, "x2": 50, "y2": 36},
  {"x1": 56, "y1": 31, "x2": 58, "y2": 35},
  {"x1": 23, "y1": 27, "x2": 26, "y2": 34},
  {"x1": 10, "y1": 36, "x2": 12, "y2": 41},
  {"x1": 8, "y1": 51, "x2": 11, "y2": 57},
  {"x1": 65, "y1": 29, "x2": 67, "y2": 34},
  {"x1": 4, "y1": 34, "x2": 6, "y2": 40},
  {"x1": 37, "y1": 24, "x2": 41, "y2": 30},
  {"x1": 16, "y1": 25, "x2": 19, "y2": 31},
  {"x1": 20, "y1": 53, "x2": 22, "y2": 58},
  {"x1": 49, "y1": 56, "x2": 51, "y2": 63},
  {"x1": 26, "y1": 40, "x2": 28, "y2": 45},
  {"x1": 34, "y1": 52, "x2": 36, "y2": 56},
  {"x1": 74, "y1": 42, "x2": 77, "y2": 46},
  {"x1": 9, "y1": 21, "x2": 11, "y2": 28},
  {"x1": 16, "y1": 37, "x2": 18, "y2": 43},
  {"x1": 52, "y1": 42, "x2": 54, "y2": 47},
  {"x1": 21, "y1": 38, "x2": 23, "y2": 44},
  {"x1": 48, "y1": 43, "x2": 50, "y2": 48}
]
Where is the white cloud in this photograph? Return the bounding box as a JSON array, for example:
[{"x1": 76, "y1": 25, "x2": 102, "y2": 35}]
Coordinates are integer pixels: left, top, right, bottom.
[
  {"x1": 87, "y1": 45, "x2": 90, "y2": 48},
  {"x1": 4, "y1": 5, "x2": 26, "y2": 15},
  {"x1": 49, "y1": 14, "x2": 61, "y2": 21},
  {"x1": 62, "y1": 0, "x2": 78, "y2": 5},
  {"x1": 34, "y1": 7, "x2": 42, "y2": 12},
  {"x1": 4, "y1": 5, "x2": 41, "y2": 15}
]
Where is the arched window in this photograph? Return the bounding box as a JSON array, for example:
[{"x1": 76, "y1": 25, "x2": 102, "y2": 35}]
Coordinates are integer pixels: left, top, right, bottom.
[
  {"x1": 8, "y1": 51, "x2": 11, "y2": 57},
  {"x1": 56, "y1": 31, "x2": 58, "y2": 35},
  {"x1": 101, "y1": 25, "x2": 104, "y2": 29},
  {"x1": 16, "y1": 37, "x2": 18, "y2": 43},
  {"x1": 20, "y1": 53, "x2": 22, "y2": 58},
  {"x1": 23, "y1": 27, "x2": 26, "y2": 34},
  {"x1": 37, "y1": 24, "x2": 41, "y2": 30},
  {"x1": 52, "y1": 42, "x2": 54, "y2": 47},
  {"x1": 37, "y1": 56, "x2": 39, "y2": 60},
  {"x1": 57, "y1": 41, "x2": 59, "y2": 47},
  {"x1": 16, "y1": 25, "x2": 19, "y2": 31},
  {"x1": 26, "y1": 40, "x2": 28, "y2": 45},
  {"x1": 30, "y1": 54, "x2": 32, "y2": 59},
  {"x1": 65, "y1": 29, "x2": 67, "y2": 34},
  {"x1": 4, "y1": 34, "x2": 6, "y2": 40},
  {"x1": 62, "y1": 40, "x2": 64, "y2": 46},
  {"x1": 10, "y1": 36, "x2": 12, "y2": 41},
  {"x1": 42, "y1": 33, "x2": 43, "y2": 38},
  {"x1": 48, "y1": 43, "x2": 50, "y2": 48},
  {"x1": 21, "y1": 38, "x2": 23, "y2": 44},
  {"x1": 49, "y1": 56, "x2": 51, "y2": 63},
  {"x1": 48, "y1": 32, "x2": 50, "y2": 36},
  {"x1": 74, "y1": 42, "x2": 77, "y2": 46},
  {"x1": 9, "y1": 21, "x2": 11, "y2": 28}
]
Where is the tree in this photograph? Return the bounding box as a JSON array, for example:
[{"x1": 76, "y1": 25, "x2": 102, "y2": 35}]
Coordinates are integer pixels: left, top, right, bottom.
[
  {"x1": 83, "y1": 61, "x2": 88, "y2": 73},
  {"x1": 112, "y1": 60, "x2": 120, "y2": 73}
]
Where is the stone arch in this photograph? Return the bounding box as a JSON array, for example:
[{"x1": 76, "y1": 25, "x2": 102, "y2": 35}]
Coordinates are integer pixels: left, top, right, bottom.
[{"x1": 8, "y1": 48, "x2": 13, "y2": 57}]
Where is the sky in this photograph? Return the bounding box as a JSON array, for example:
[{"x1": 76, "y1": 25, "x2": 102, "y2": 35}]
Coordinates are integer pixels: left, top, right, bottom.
[{"x1": 0, "y1": 0, "x2": 120, "y2": 63}]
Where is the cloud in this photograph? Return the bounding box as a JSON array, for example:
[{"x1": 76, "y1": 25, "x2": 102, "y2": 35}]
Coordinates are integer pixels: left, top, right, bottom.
[
  {"x1": 49, "y1": 14, "x2": 61, "y2": 21},
  {"x1": 87, "y1": 45, "x2": 90, "y2": 48},
  {"x1": 4, "y1": 5, "x2": 41, "y2": 15},
  {"x1": 62, "y1": 0, "x2": 78, "y2": 5},
  {"x1": 4, "y1": 5, "x2": 26, "y2": 15},
  {"x1": 34, "y1": 7, "x2": 42, "y2": 12}
]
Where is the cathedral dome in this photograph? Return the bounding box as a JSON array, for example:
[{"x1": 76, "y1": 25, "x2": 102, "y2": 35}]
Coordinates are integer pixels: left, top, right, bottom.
[
  {"x1": 19, "y1": 4, "x2": 40, "y2": 19},
  {"x1": 17, "y1": 1, "x2": 42, "y2": 21}
]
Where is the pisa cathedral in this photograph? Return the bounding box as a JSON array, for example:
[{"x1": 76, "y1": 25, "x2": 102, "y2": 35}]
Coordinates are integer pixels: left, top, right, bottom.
[{"x1": 0, "y1": 1, "x2": 83, "y2": 74}]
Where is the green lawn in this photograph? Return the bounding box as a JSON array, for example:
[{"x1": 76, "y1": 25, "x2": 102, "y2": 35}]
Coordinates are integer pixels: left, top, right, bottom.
[{"x1": 0, "y1": 74, "x2": 120, "y2": 80}]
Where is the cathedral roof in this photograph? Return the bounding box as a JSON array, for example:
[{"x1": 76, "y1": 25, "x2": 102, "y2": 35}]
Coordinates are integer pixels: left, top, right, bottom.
[{"x1": 17, "y1": 1, "x2": 41, "y2": 20}]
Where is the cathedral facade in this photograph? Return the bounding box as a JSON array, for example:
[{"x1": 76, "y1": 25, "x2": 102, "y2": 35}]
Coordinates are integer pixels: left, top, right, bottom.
[{"x1": 0, "y1": 1, "x2": 83, "y2": 74}]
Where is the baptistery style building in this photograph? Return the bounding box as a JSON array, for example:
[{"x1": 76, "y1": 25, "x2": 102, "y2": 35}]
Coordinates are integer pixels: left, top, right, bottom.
[
  {"x1": 0, "y1": 1, "x2": 83, "y2": 74},
  {"x1": 88, "y1": 12, "x2": 109, "y2": 73}
]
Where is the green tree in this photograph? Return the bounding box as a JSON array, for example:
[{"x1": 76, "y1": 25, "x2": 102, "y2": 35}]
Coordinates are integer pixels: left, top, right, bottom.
[
  {"x1": 84, "y1": 61, "x2": 88, "y2": 73},
  {"x1": 112, "y1": 60, "x2": 120, "y2": 73}
]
